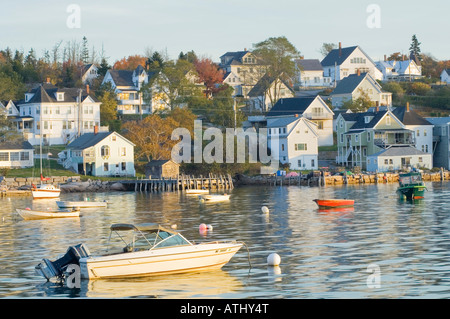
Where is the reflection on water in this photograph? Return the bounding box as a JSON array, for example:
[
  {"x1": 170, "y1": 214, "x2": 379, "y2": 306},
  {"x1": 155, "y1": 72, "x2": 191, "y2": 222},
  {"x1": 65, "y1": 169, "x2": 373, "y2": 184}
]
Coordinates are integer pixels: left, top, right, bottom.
[{"x1": 1, "y1": 182, "x2": 450, "y2": 298}]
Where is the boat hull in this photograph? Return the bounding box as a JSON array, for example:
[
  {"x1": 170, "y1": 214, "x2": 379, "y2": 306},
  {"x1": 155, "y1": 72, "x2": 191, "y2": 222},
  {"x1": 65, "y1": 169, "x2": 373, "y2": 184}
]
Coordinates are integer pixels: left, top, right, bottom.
[
  {"x1": 397, "y1": 186, "x2": 426, "y2": 200},
  {"x1": 200, "y1": 195, "x2": 230, "y2": 202},
  {"x1": 16, "y1": 208, "x2": 80, "y2": 220},
  {"x1": 313, "y1": 199, "x2": 354, "y2": 208},
  {"x1": 185, "y1": 189, "x2": 209, "y2": 195},
  {"x1": 80, "y1": 242, "x2": 242, "y2": 279},
  {"x1": 56, "y1": 201, "x2": 107, "y2": 208},
  {"x1": 32, "y1": 185, "x2": 61, "y2": 199}
]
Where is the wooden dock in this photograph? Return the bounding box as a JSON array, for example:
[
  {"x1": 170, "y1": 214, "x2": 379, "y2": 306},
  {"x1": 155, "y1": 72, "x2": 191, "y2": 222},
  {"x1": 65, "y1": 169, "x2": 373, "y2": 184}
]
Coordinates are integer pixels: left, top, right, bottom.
[{"x1": 120, "y1": 174, "x2": 234, "y2": 192}]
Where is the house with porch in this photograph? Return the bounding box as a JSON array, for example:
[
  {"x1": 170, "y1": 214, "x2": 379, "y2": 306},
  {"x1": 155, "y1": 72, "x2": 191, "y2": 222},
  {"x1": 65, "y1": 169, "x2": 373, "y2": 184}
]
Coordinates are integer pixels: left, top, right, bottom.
[
  {"x1": 330, "y1": 72, "x2": 392, "y2": 109},
  {"x1": 336, "y1": 109, "x2": 420, "y2": 170},
  {"x1": 219, "y1": 50, "x2": 266, "y2": 98},
  {"x1": 267, "y1": 96, "x2": 334, "y2": 146},
  {"x1": 367, "y1": 145, "x2": 432, "y2": 172},
  {"x1": 63, "y1": 130, "x2": 135, "y2": 177},
  {"x1": 15, "y1": 83, "x2": 102, "y2": 146},
  {"x1": 267, "y1": 116, "x2": 319, "y2": 170},
  {"x1": 102, "y1": 65, "x2": 169, "y2": 115},
  {"x1": 375, "y1": 59, "x2": 422, "y2": 81},
  {"x1": 440, "y1": 69, "x2": 450, "y2": 84}
]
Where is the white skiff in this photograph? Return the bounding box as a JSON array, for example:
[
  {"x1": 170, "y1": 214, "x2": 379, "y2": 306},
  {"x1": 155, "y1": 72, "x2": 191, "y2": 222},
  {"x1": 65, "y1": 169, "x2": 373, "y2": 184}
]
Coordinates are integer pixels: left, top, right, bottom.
[
  {"x1": 16, "y1": 208, "x2": 80, "y2": 220},
  {"x1": 56, "y1": 200, "x2": 108, "y2": 209},
  {"x1": 199, "y1": 194, "x2": 230, "y2": 202}
]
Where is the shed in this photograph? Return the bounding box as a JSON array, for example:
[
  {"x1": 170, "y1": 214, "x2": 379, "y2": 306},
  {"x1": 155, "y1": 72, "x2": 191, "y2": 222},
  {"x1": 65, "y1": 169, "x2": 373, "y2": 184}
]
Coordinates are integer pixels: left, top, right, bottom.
[{"x1": 145, "y1": 159, "x2": 179, "y2": 179}]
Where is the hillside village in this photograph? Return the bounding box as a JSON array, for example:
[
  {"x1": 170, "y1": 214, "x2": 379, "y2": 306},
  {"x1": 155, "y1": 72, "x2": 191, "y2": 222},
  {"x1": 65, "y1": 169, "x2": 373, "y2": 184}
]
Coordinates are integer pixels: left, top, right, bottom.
[{"x1": 0, "y1": 35, "x2": 450, "y2": 178}]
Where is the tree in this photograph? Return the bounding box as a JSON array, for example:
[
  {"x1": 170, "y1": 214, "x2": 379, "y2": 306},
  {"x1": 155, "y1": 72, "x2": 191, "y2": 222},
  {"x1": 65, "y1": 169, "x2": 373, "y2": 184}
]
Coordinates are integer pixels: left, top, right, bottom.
[
  {"x1": 113, "y1": 55, "x2": 147, "y2": 70},
  {"x1": 387, "y1": 52, "x2": 408, "y2": 61},
  {"x1": 194, "y1": 58, "x2": 224, "y2": 98},
  {"x1": 319, "y1": 43, "x2": 337, "y2": 57},
  {"x1": 146, "y1": 51, "x2": 165, "y2": 72},
  {"x1": 81, "y1": 36, "x2": 90, "y2": 64},
  {"x1": 341, "y1": 88, "x2": 373, "y2": 112},
  {"x1": 409, "y1": 34, "x2": 422, "y2": 61},
  {"x1": 97, "y1": 57, "x2": 111, "y2": 77},
  {"x1": 123, "y1": 114, "x2": 180, "y2": 161}
]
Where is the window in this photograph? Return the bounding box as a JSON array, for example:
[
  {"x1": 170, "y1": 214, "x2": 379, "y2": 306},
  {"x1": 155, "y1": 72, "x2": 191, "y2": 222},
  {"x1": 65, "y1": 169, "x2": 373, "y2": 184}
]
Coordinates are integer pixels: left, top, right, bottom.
[
  {"x1": 424, "y1": 129, "x2": 427, "y2": 137},
  {"x1": 101, "y1": 145, "x2": 110, "y2": 157},
  {"x1": 298, "y1": 160, "x2": 302, "y2": 167},
  {"x1": 367, "y1": 131, "x2": 371, "y2": 142},
  {"x1": 389, "y1": 159, "x2": 393, "y2": 164},
  {"x1": 384, "y1": 159, "x2": 388, "y2": 165},
  {"x1": 112, "y1": 136, "x2": 117, "y2": 141},
  {"x1": 367, "y1": 159, "x2": 370, "y2": 164},
  {"x1": 283, "y1": 128, "x2": 286, "y2": 134},
  {"x1": 268, "y1": 128, "x2": 271, "y2": 135},
  {"x1": 311, "y1": 159, "x2": 315, "y2": 167},
  {"x1": 425, "y1": 145, "x2": 428, "y2": 152},
  {"x1": 340, "y1": 119, "x2": 344, "y2": 128},
  {"x1": 121, "y1": 162, "x2": 126, "y2": 170},
  {"x1": 0, "y1": 152, "x2": 8, "y2": 161},
  {"x1": 281, "y1": 144, "x2": 285, "y2": 151},
  {"x1": 103, "y1": 163, "x2": 109, "y2": 171},
  {"x1": 20, "y1": 152, "x2": 30, "y2": 161},
  {"x1": 416, "y1": 129, "x2": 420, "y2": 137},
  {"x1": 386, "y1": 116, "x2": 391, "y2": 125},
  {"x1": 55, "y1": 106, "x2": 60, "y2": 114},
  {"x1": 418, "y1": 157, "x2": 423, "y2": 163},
  {"x1": 340, "y1": 134, "x2": 344, "y2": 143},
  {"x1": 295, "y1": 143, "x2": 307, "y2": 151},
  {"x1": 10, "y1": 152, "x2": 19, "y2": 161},
  {"x1": 355, "y1": 135, "x2": 359, "y2": 142}
]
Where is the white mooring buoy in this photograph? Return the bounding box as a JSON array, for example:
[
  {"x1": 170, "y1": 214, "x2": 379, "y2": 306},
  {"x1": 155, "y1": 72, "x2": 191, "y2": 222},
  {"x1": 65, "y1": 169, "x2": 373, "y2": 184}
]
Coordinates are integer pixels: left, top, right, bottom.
[
  {"x1": 267, "y1": 253, "x2": 281, "y2": 266},
  {"x1": 261, "y1": 206, "x2": 269, "y2": 214}
]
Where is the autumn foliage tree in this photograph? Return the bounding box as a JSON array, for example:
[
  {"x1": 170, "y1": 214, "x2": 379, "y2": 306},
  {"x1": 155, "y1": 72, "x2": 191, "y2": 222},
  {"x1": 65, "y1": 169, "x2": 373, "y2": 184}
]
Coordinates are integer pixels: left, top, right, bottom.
[
  {"x1": 194, "y1": 58, "x2": 224, "y2": 98},
  {"x1": 113, "y1": 55, "x2": 147, "y2": 70}
]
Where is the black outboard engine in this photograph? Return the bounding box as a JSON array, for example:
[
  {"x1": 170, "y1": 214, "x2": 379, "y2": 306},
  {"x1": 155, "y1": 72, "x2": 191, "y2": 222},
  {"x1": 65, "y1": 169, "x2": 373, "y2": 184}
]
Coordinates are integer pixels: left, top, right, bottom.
[{"x1": 35, "y1": 244, "x2": 90, "y2": 281}]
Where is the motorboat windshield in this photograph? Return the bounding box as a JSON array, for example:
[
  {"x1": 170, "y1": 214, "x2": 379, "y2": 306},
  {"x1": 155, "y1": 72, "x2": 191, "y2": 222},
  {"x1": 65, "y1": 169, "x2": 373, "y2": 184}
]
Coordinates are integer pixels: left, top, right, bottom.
[{"x1": 106, "y1": 223, "x2": 192, "y2": 253}]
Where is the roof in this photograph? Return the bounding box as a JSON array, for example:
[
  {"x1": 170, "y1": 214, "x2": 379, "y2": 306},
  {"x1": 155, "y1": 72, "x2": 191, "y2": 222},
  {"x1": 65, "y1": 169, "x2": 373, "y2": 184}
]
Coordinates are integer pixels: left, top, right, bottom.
[
  {"x1": 295, "y1": 59, "x2": 323, "y2": 71},
  {"x1": 145, "y1": 159, "x2": 179, "y2": 167},
  {"x1": 348, "y1": 110, "x2": 388, "y2": 130},
  {"x1": 23, "y1": 84, "x2": 98, "y2": 104},
  {"x1": 425, "y1": 116, "x2": 450, "y2": 125},
  {"x1": 331, "y1": 73, "x2": 368, "y2": 95},
  {"x1": 266, "y1": 116, "x2": 299, "y2": 127},
  {"x1": 108, "y1": 70, "x2": 135, "y2": 86},
  {"x1": 321, "y1": 46, "x2": 358, "y2": 67},
  {"x1": 392, "y1": 106, "x2": 432, "y2": 126},
  {"x1": 247, "y1": 73, "x2": 294, "y2": 98},
  {"x1": 0, "y1": 140, "x2": 34, "y2": 150},
  {"x1": 266, "y1": 97, "x2": 317, "y2": 117},
  {"x1": 66, "y1": 132, "x2": 114, "y2": 149},
  {"x1": 369, "y1": 145, "x2": 429, "y2": 158}
]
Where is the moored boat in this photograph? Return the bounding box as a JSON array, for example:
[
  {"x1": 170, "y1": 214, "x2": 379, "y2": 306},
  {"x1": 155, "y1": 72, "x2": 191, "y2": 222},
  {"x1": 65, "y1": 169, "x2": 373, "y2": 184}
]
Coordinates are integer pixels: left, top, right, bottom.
[
  {"x1": 397, "y1": 171, "x2": 427, "y2": 200},
  {"x1": 35, "y1": 223, "x2": 244, "y2": 280},
  {"x1": 16, "y1": 207, "x2": 80, "y2": 220},
  {"x1": 313, "y1": 199, "x2": 355, "y2": 208},
  {"x1": 56, "y1": 200, "x2": 108, "y2": 209},
  {"x1": 31, "y1": 184, "x2": 61, "y2": 199},
  {"x1": 199, "y1": 194, "x2": 230, "y2": 202}
]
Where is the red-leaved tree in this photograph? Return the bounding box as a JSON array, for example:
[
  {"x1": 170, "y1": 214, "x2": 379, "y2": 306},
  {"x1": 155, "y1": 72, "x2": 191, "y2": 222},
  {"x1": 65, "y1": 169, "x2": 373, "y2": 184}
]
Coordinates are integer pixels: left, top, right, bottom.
[{"x1": 194, "y1": 58, "x2": 224, "y2": 98}]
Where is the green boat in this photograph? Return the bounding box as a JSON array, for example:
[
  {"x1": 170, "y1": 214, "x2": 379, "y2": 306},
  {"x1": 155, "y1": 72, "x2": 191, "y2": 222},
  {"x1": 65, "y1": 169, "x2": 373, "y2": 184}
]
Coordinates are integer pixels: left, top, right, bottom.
[{"x1": 397, "y1": 172, "x2": 427, "y2": 200}]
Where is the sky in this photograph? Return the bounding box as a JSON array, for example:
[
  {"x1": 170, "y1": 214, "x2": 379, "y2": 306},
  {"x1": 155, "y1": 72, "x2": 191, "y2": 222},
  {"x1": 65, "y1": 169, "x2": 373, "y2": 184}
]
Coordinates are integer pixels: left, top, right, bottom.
[{"x1": 0, "y1": 0, "x2": 449, "y2": 64}]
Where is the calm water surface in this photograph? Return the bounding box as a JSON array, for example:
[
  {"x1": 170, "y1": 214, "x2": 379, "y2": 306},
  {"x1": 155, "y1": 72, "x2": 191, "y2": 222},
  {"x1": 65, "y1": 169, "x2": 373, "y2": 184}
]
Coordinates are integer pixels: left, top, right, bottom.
[{"x1": 1, "y1": 182, "x2": 450, "y2": 299}]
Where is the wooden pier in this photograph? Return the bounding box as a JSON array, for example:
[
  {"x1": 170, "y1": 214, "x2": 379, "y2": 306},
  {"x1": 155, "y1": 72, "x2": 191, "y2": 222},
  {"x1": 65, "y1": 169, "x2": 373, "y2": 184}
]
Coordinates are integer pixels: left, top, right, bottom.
[{"x1": 120, "y1": 174, "x2": 234, "y2": 192}]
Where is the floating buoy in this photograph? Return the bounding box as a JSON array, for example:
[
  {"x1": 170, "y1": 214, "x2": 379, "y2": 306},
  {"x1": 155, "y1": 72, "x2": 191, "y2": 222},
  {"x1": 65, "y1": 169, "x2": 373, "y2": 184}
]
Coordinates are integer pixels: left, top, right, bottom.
[
  {"x1": 261, "y1": 206, "x2": 269, "y2": 214},
  {"x1": 199, "y1": 223, "x2": 207, "y2": 232},
  {"x1": 267, "y1": 253, "x2": 281, "y2": 266},
  {"x1": 206, "y1": 224, "x2": 213, "y2": 231},
  {"x1": 171, "y1": 224, "x2": 177, "y2": 230}
]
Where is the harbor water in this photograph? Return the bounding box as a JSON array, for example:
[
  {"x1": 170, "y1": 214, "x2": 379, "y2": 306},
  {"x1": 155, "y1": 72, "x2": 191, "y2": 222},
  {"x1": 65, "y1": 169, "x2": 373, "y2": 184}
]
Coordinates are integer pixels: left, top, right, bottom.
[{"x1": 1, "y1": 181, "x2": 450, "y2": 298}]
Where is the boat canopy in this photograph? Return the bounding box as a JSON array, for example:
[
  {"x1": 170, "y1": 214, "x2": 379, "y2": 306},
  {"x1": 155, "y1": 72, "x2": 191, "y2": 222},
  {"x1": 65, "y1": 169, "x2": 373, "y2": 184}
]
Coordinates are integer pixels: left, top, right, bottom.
[{"x1": 110, "y1": 223, "x2": 176, "y2": 234}]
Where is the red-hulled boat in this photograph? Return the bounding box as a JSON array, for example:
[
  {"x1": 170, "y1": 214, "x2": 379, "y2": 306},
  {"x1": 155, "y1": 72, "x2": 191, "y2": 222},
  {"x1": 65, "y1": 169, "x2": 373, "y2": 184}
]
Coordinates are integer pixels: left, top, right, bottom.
[{"x1": 313, "y1": 199, "x2": 354, "y2": 208}]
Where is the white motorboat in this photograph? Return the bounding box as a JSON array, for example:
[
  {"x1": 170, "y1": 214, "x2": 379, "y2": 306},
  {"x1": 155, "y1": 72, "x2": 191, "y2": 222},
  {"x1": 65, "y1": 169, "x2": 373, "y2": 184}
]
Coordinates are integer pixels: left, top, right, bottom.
[
  {"x1": 199, "y1": 194, "x2": 230, "y2": 202},
  {"x1": 56, "y1": 200, "x2": 108, "y2": 209},
  {"x1": 16, "y1": 207, "x2": 80, "y2": 220},
  {"x1": 35, "y1": 223, "x2": 244, "y2": 280},
  {"x1": 31, "y1": 184, "x2": 61, "y2": 199},
  {"x1": 185, "y1": 189, "x2": 209, "y2": 195}
]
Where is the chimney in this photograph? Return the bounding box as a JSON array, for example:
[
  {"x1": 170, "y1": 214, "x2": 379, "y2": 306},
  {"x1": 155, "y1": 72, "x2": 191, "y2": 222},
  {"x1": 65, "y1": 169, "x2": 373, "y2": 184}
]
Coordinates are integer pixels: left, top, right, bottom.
[
  {"x1": 406, "y1": 102, "x2": 410, "y2": 112},
  {"x1": 86, "y1": 84, "x2": 90, "y2": 95},
  {"x1": 357, "y1": 69, "x2": 361, "y2": 76},
  {"x1": 94, "y1": 125, "x2": 98, "y2": 135},
  {"x1": 375, "y1": 105, "x2": 379, "y2": 112},
  {"x1": 46, "y1": 77, "x2": 51, "y2": 84},
  {"x1": 295, "y1": 114, "x2": 299, "y2": 118},
  {"x1": 384, "y1": 55, "x2": 387, "y2": 61},
  {"x1": 339, "y1": 42, "x2": 342, "y2": 57}
]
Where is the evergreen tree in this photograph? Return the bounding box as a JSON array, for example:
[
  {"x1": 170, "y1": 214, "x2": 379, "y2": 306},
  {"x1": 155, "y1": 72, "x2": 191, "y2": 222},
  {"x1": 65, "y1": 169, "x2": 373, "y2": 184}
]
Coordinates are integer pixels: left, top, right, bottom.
[
  {"x1": 81, "y1": 36, "x2": 90, "y2": 64},
  {"x1": 409, "y1": 34, "x2": 422, "y2": 61}
]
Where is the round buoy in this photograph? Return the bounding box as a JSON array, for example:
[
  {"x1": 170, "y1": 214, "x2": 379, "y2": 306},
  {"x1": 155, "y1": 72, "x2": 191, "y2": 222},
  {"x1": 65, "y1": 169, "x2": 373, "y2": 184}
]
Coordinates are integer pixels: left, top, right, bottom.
[
  {"x1": 199, "y1": 223, "x2": 207, "y2": 232},
  {"x1": 206, "y1": 224, "x2": 213, "y2": 231},
  {"x1": 267, "y1": 253, "x2": 281, "y2": 266},
  {"x1": 261, "y1": 206, "x2": 269, "y2": 214},
  {"x1": 171, "y1": 224, "x2": 177, "y2": 230}
]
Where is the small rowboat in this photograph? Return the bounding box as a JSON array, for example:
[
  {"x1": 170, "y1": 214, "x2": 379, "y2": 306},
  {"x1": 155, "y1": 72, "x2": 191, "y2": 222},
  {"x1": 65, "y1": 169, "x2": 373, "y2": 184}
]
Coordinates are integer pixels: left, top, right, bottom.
[
  {"x1": 16, "y1": 208, "x2": 80, "y2": 220},
  {"x1": 199, "y1": 194, "x2": 230, "y2": 202},
  {"x1": 56, "y1": 200, "x2": 108, "y2": 209},
  {"x1": 313, "y1": 199, "x2": 354, "y2": 208}
]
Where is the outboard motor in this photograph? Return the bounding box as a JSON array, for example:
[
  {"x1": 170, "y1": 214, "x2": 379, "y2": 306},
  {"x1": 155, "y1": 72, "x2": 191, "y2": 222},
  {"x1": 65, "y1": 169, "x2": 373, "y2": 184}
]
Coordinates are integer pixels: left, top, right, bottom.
[{"x1": 35, "y1": 244, "x2": 90, "y2": 281}]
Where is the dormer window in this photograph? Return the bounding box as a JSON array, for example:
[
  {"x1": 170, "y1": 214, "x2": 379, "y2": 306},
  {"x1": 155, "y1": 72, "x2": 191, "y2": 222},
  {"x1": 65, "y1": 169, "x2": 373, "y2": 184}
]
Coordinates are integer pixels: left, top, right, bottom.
[
  {"x1": 364, "y1": 116, "x2": 371, "y2": 124},
  {"x1": 56, "y1": 92, "x2": 65, "y2": 101},
  {"x1": 25, "y1": 93, "x2": 33, "y2": 102}
]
